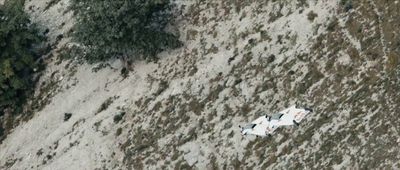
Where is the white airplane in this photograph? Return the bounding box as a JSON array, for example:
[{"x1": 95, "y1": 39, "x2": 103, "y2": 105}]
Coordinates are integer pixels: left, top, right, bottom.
[{"x1": 239, "y1": 105, "x2": 313, "y2": 137}]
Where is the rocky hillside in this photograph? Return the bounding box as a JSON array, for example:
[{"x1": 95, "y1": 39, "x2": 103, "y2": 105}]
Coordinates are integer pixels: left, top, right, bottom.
[{"x1": 1, "y1": 0, "x2": 399, "y2": 169}]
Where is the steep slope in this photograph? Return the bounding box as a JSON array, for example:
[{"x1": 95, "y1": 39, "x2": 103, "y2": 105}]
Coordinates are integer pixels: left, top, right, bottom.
[{"x1": 1, "y1": 0, "x2": 399, "y2": 169}]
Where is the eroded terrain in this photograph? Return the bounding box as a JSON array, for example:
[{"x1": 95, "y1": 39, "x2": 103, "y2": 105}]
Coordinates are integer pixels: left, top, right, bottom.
[{"x1": 1, "y1": 0, "x2": 399, "y2": 169}]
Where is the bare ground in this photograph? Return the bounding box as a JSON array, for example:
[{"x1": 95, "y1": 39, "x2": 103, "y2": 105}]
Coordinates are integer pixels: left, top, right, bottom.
[{"x1": 0, "y1": 0, "x2": 399, "y2": 169}]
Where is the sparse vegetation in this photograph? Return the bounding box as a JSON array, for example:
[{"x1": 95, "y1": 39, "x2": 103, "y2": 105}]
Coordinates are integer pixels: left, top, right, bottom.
[{"x1": 1, "y1": 0, "x2": 400, "y2": 169}]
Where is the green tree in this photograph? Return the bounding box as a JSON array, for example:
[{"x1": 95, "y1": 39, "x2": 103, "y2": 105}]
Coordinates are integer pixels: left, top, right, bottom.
[
  {"x1": 70, "y1": 0, "x2": 181, "y2": 63},
  {"x1": 0, "y1": 0, "x2": 43, "y2": 115}
]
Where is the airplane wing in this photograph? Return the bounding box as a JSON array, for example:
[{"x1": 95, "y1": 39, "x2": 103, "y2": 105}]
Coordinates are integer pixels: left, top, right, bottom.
[
  {"x1": 240, "y1": 115, "x2": 271, "y2": 137},
  {"x1": 251, "y1": 115, "x2": 268, "y2": 124},
  {"x1": 240, "y1": 105, "x2": 313, "y2": 137},
  {"x1": 242, "y1": 123, "x2": 268, "y2": 136},
  {"x1": 278, "y1": 105, "x2": 296, "y2": 114},
  {"x1": 276, "y1": 105, "x2": 312, "y2": 126},
  {"x1": 241, "y1": 120, "x2": 278, "y2": 137}
]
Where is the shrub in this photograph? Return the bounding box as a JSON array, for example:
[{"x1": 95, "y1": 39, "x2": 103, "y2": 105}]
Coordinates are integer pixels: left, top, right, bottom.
[
  {"x1": 70, "y1": 0, "x2": 182, "y2": 63},
  {"x1": 307, "y1": 11, "x2": 318, "y2": 21},
  {"x1": 0, "y1": 0, "x2": 43, "y2": 115},
  {"x1": 340, "y1": 0, "x2": 353, "y2": 12},
  {"x1": 113, "y1": 112, "x2": 125, "y2": 124},
  {"x1": 96, "y1": 96, "x2": 116, "y2": 114}
]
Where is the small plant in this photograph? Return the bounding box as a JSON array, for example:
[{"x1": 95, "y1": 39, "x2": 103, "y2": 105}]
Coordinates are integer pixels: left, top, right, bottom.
[
  {"x1": 116, "y1": 127, "x2": 122, "y2": 136},
  {"x1": 326, "y1": 18, "x2": 338, "y2": 32},
  {"x1": 44, "y1": 0, "x2": 62, "y2": 11},
  {"x1": 64, "y1": 113, "x2": 72, "y2": 121},
  {"x1": 340, "y1": 0, "x2": 353, "y2": 12},
  {"x1": 96, "y1": 97, "x2": 117, "y2": 114},
  {"x1": 113, "y1": 112, "x2": 126, "y2": 123},
  {"x1": 307, "y1": 11, "x2": 318, "y2": 21}
]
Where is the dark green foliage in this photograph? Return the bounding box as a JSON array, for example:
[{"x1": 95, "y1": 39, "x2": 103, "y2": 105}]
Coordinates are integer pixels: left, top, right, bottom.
[
  {"x1": 0, "y1": 126, "x2": 4, "y2": 137},
  {"x1": 0, "y1": 0, "x2": 43, "y2": 115},
  {"x1": 44, "y1": 0, "x2": 62, "y2": 11},
  {"x1": 64, "y1": 112, "x2": 72, "y2": 121},
  {"x1": 96, "y1": 97, "x2": 115, "y2": 114},
  {"x1": 70, "y1": 0, "x2": 182, "y2": 63},
  {"x1": 113, "y1": 112, "x2": 125, "y2": 123},
  {"x1": 340, "y1": 0, "x2": 353, "y2": 12},
  {"x1": 115, "y1": 127, "x2": 122, "y2": 136}
]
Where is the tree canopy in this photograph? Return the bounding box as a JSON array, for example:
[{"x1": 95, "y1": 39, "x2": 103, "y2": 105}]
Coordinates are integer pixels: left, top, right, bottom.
[
  {"x1": 0, "y1": 0, "x2": 43, "y2": 115},
  {"x1": 70, "y1": 0, "x2": 181, "y2": 63}
]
